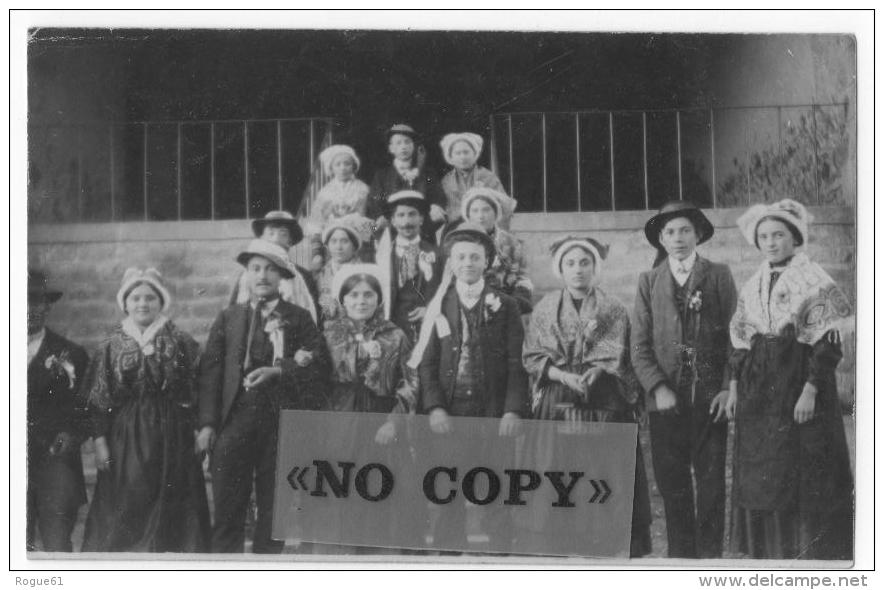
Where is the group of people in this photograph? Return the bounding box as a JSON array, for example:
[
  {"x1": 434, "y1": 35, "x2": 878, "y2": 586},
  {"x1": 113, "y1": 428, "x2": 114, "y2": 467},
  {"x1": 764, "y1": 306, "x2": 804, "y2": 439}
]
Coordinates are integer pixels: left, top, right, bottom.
[{"x1": 26, "y1": 123, "x2": 854, "y2": 561}]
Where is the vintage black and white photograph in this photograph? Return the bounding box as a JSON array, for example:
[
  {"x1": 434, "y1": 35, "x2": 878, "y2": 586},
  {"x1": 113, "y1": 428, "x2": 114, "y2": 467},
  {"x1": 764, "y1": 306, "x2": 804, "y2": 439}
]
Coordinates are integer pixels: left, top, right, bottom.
[{"x1": 13, "y1": 9, "x2": 872, "y2": 575}]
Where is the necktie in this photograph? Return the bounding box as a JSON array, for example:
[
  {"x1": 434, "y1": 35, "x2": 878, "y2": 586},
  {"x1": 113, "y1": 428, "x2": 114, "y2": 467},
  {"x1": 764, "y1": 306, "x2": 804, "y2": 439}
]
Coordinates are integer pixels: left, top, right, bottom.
[
  {"x1": 397, "y1": 243, "x2": 419, "y2": 286},
  {"x1": 243, "y1": 298, "x2": 265, "y2": 371}
]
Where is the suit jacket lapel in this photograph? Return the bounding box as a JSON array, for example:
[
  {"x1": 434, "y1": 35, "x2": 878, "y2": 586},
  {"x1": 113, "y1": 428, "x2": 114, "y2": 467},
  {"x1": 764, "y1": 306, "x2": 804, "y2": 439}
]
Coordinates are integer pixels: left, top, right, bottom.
[
  {"x1": 230, "y1": 303, "x2": 250, "y2": 368},
  {"x1": 653, "y1": 261, "x2": 683, "y2": 338},
  {"x1": 687, "y1": 256, "x2": 709, "y2": 296},
  {"x1": 442, "y1": 285, "x2": 462, "y2": 342}
]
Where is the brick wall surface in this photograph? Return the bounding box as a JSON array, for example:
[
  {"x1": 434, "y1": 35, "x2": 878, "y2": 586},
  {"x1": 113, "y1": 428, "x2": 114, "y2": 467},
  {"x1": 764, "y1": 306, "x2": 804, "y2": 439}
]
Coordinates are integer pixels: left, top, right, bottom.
[{"x1": 28, "y1": 206, "x2": 856, "y2": 404}]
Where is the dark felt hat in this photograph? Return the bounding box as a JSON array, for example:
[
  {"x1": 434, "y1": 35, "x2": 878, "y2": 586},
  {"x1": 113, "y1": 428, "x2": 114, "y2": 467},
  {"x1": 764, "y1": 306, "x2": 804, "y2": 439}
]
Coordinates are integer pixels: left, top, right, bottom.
[
  {"x1": 643, "y1": 200, "x2": 714, "y2": 250},
  {"x1": 251, "y1": 210, "x2": 304, "y2": 246},
  {"x1": 28, "y1": 269, "x2": 63, "y2": 303}
]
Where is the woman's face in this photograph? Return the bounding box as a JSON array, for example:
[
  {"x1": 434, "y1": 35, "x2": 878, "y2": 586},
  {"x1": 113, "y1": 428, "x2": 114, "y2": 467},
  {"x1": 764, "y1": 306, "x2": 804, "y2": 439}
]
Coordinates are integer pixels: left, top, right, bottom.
[
  {"x1": 327, "y1": 229, "x2": 357, "y2": 263},
  {"x1": 467, "y1": 198, "x2": 498, "y2": 232},
  {"x1": 450, "y1": 140, "x2": 477, "y2": 171},
  {"x1": 388, "y1": 133, "x2": 415, "y2": 162},
  {"x1": 343, "y1": 280, "x2": 379, "y2": 322},
  {"x1": 331, "y1": 155, "x2": 356, "y2": 181},
  {"x1": 560, "y1": 247, "x2": 595, "y2": 291},
  {"x1": 756, "y1": 218, "x2": 797, "y2": 264},
  {"x1": 125, "y1": 283, "x2": 162, "y2": 328}
]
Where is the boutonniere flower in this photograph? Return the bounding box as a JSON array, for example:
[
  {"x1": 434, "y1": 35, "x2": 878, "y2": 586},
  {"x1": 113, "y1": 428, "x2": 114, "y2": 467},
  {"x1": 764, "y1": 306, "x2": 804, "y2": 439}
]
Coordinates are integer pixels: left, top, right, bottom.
[
  {"x1": 485, "y1": 292, "x2": 502, "y2": 315},
  {"x1": 44, "y1": 352, "x2": 76, "y2": 387},
  {"x1": 688, "y1": 289, "x2": 703, "y2": 313},
  {"x1": 264, "y1": 312, "x2": 289, "y2": 362},
  {"x1": 418, "y1": 251, "x2": 436, "y2": 281}
]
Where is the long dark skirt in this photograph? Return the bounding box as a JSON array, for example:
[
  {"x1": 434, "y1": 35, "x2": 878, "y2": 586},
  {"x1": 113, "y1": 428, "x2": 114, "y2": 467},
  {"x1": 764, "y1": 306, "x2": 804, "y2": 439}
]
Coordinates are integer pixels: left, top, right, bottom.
[
  {"x1": 731, "y1": 334, "x2": 853, "y2": 560},
  {"x1": 82, "y1": 395, "x2": 211, "y2": 552},
  {"x1": 516, "y1": 376, "x2": 653, "y2": 558}
]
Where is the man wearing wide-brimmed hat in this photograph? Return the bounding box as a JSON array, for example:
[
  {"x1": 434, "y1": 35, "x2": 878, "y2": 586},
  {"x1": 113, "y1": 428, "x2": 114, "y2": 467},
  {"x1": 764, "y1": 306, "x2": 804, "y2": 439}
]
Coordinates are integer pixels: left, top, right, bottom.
[
  {"x1": 26, "y1": 269, "x2": 89, "y2": 552},
  {"x1": 630, "y1": 201, "x2": 737, "y2": 558},
  {"x1": 198, "y1": 239, "x2": 330, "y2": 554},
  {"x1": 230, "y1": 210, "x2": 321, "y2": 323}
]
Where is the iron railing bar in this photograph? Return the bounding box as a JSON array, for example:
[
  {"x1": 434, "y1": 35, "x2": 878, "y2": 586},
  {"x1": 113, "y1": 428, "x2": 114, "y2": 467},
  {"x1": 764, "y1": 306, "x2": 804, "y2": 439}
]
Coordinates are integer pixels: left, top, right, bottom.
[
  {"x1": 575, "y1": 113, "x2": 581, "y2": 212},
  {"x1": 210, "y1": 122, "x2": 216, "y2": 221},
  {"x1": 76, "y1": 125, "x2": 83, "y2": 221},
  {"x1": 541, "y1": 113, "x2": 548, "y2": 213},
  {"x1": 811, "y1": 104, "x2": 821, "y2": 204},
  {"x1": 143, "y1": 123, "x2": 149, "y2": 221},
  {"x1": 243, "y1": 121, "x2": 250, "y2": 219},
  {"x1": 277, "y1": 120, "x2": 283, "y2": 210},
  {"x1": 710, "y1": 109, "x2": 717, "y2": 208},
  {"x1": 676, "y1": 111, "x2": 683, "y2": 201},
  {"x1": 176, "y1": 122, "x2": 182, "y2": 221},
  {"x1": 642, "y1": 112, "x2": 649, "y2": 210},
  {"x1": 507, "y1": 115, "x2": 514, "y2": 199},
  {"x1": 308, "y1": 119, "x2": 316, "y2": 212},
  {"x1": 609, "y1": 112, "x2": 615, "y2": 212},
  {"x1": 109, "y1": 125, "x2": 115, "y2": 221}
]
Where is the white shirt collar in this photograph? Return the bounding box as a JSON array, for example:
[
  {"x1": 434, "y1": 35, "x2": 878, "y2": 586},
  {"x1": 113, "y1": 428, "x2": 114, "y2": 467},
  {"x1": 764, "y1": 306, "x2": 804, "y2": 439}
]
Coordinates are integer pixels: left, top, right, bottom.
[
  {"x1": 395, "y1": 234, "x2": 421, "y2": 247},
  {"x1": 455, "y1": 278, "x2": 485, "y2": 307},
  {"x1": 669, "y1": 251, "x2": 697, "y2": 273},
  {"x1": 668, "y1": 251, "x2": 697, "y2": 286},
  {"x1": 28, "y1": 328, "x2": 46, "y2": 365},
  {"x1": 251, "y1": 297, "x2": 280, "y2": 317}
]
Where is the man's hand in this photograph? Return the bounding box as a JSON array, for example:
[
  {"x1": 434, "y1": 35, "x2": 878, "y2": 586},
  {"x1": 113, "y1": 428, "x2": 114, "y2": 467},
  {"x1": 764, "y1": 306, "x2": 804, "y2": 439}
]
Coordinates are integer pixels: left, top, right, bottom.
[
  {"x1": 374, "y1": 421, "x2": 397, "y2": 445},
  {"x1": 407, "y1": 306, "x2": 427, "y2": 322},
  {"x1": 498, "y1": 412, "x2": 522, "y2": 437},
  {"x1": 48, "y1": 431, "x2": 76, "y2": 456},
  {"x1": 709, "y1": 390, "x2": 729, "y2": 423},
  {"x1": 725, "y1": 380, "x2": 738, "y2": 421},
  {"x1": 195, "y1": 426, "x2": 216, "y2": 455},
  {"x1": 243, "y1": 366, "x2": 281, "y2": 390},
  {"x1": 293, "y1": 349, "x2": 314, "y2": 367},
  {"x1": 794, "y1": 382, "x2": 818, "y2": 424},
  {"x1": 654, "y1": 384, "x2": 678, "y2": 414},
  {"x1": 429, "y1": 407, "x2": 452, "y2": 434},
  {"x1": 429, "y1": 204, "x2": 447, "y2": 223},
  {"x1": 579, "y1": 367, "x2": 605, "y2": 402},
  {"x1": 94, "y1": 436, "x2": 111, "y2": 471}
]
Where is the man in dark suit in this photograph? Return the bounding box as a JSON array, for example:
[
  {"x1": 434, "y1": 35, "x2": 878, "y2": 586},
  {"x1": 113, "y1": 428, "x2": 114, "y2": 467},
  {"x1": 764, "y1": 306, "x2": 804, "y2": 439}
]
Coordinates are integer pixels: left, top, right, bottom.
[
  {"x1": 27, "y1": 269, "x2": 89, "y2": 552},
  {"x1": 197, "y1": 240, "x2": 329, "y2": 553},
  {"x1": 379, "y1": 190, "x2": 445, "y2": 342},
  {"x1": 630, "y1": 201, "x2": 738, "y2": 558},
  {"x1": 417, "y1": 222, "x2": 529, "y2": 552}
]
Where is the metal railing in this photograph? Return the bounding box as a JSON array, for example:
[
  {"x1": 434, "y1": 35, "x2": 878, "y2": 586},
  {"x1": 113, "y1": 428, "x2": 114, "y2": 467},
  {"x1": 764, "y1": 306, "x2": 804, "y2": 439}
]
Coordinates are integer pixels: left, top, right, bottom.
[
  {"x1": 489, "y1": 102, "x2": 850, "y2": 213},
  {"x1": 28, "y1": 116, "x2": 337, "y2": 223}
]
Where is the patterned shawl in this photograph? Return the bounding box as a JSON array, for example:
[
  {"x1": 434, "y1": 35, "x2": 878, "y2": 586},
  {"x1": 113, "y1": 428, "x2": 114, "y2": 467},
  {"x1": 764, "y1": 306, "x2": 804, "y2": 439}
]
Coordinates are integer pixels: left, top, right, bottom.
[
  {"x1": 730, "y1": 252, "x2": 853, "y2": 349},
  {"x1": 323, "y1": 310, "x2": 417, "y2": 413},
  {"x1": 86, "y1": 319, "x2": 200, "y2": 411},
  {"x1": 523, "y1": 288, "x2": 639, "y2": 410}
]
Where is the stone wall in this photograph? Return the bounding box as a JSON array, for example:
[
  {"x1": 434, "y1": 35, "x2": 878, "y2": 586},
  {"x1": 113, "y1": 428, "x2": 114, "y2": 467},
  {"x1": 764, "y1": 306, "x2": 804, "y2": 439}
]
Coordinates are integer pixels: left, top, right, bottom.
[{"x1": 28, "y1": 205, "x2": 856, "y2": 403}]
